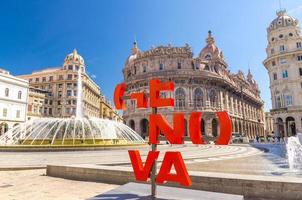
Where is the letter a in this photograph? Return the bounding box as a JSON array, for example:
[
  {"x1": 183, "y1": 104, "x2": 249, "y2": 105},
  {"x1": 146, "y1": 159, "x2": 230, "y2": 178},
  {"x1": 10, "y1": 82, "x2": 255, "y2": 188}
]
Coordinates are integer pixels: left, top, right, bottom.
[
  {"x1": 156, "y1": 151, "x2": 192, "y2": 186},
  {"x1": 128, "y1": 150, "x2": 159, "y2": 181}
]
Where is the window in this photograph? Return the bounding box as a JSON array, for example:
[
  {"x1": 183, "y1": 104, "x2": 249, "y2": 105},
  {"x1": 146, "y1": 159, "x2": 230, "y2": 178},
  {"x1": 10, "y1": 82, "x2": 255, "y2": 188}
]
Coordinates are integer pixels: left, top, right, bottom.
[
  {"x1": 279, "y1": 34, "x2": 283, "y2": 38},
  {"x1": 35, "y1": 78, "x2": 39, "y2": 82},
  {"x1": 49, "y1": 76, "x2": 53, "y2": 81},
  {"x1": 275, "y1": 96, "x2": 281, "y2": 108},
  {"x1": 29, "y1": 79, "x2": 32, "y2": 83},
  {"x1": 67, "y1": 90, "x2": 72, "y2": 97},
  {"x1": 67, "y1": 83, "x2": 72, "y2": 89},
  {"x1": 297, "y1": 42, "x2": 302, "y2": 49},
  {"x1": 3, "y1": 108, "x2": 7, "y2": 117},
  {"x1": 42, "y1": 77, "x2": 46, "y2": 82},
  {"x1": 177, "y1": 62, "x2": 182, "y2": 69},
  {"x1": 18, "y1": 91, "x2": 22, "y2": 99},
  {"x1": 285, "y1": 95, "x2": 293, "y2": 106},
  {"x1": 49, "y1": 100, "x2": 53, "y2": 105},
  {"x1": 205, "y1": 54, "x2": 211, "y2": 60},
  {"x1": 143, "y1": 66, "x2": 147, "y2": 73},
  {"x1": 16, "y1": 110, "x2": 20, "y2": 118},
  {"x1": 5, "y1": 88, "x2": 9, "y2": 97},
  {"x1": 58, "y1": 84, "x2": 63, "y2": 89},
  {"x1": 271, "y1": 37, "x2": 275, "y2": 42},
  {"x1": 59, "y1": 75, "x2": 64, "y2": 80},
  {"x1": 299, "y1": 68, "x2": 302, "y2": 76},
  {"x1": 75, "y1": 66, "x2": 79, "y2": 71},
  {"x1": 68, "y1": 65, "x2": 73, "y2": 70},
  {"x1": 58, "y1": 91, "x2": 62, "y2": 98},
  {"x1": 193, "y1": 88, "x2": 203, "y2": 107},
  {"x1": 289, "y1": 33, "x2": 293, "y2": 37},
  {"x1": 280, "y1": 45, "x2": 285, "y2": 52},
  {"x1": 282, "y1": 70, "x2": 288, "y2": 79},
  {"x1": 58, "y1": 101, "x2": 61, "y2": 106},
  {"x1": 273, "y1": 73, "x2": 277, "y2": 80},
  {"x1": 159, "y1": 63, "x2": 164, "y2": 70},
  {"x1": 271, "y1": 48, "x2": 275, "y2": 54},
  {"x1": 175, "y1": 88, "x2": 186, "y2": 108},
  {"x1": 272, "y1": 61, "x2": 276, "y2": 66},
  {"x1": 49, "y1": 108, "x2": 52, "y2": 115},
  {"x1": 301, "y1": 82, "x2": 302, "y2": 89},
  {"x1": 298, "y1": 55, "x2": 302, "y2": 61},
  {"x1": 280, "y1": 58, "x2": 287, "y2": 64},
  {"x1": 74, "y1": 90, "x2": 77, "y2": 96},
  {"x1": 67, "y1": 74, "x2": 73, "y2": 80}
]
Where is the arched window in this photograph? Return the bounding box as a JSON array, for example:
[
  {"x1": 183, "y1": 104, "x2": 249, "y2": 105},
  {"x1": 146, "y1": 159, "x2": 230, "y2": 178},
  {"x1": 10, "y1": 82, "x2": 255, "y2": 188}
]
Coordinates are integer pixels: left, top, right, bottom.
[
  {"x1": 159, "y1": 63, "x2": 164, "y2": 70},
  {"x1": 194, "y1": 88, "x2": 203, "y2": 107},
  {"x1": 209, "y1": 90, "x2": 217, "y2": 107},
  {"x1": 18, "y1": 91, "x2": 22, "y2": 99},
  {"x1": 205, "y1": 54, "x2": 211, "y2": 60},
  {"x1": 204, "y1": 64, "x2": 210, "y2": 71},
  {"x1": 5, "y1": 88, "x2": 9, "y2": 97},
  {"x1": 175, "y1": 88, "x2": 186, "y2": 109}
]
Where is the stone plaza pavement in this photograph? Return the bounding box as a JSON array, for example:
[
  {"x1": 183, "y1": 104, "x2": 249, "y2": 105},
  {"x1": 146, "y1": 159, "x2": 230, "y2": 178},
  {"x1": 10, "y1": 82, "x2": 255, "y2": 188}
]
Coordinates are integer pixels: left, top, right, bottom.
[
  {"x1": 0, "y1": 169, "x2": 118, "y2": 200},
  {"x1": 0, "y1": 144, "x2": 262, "y2": 169}
]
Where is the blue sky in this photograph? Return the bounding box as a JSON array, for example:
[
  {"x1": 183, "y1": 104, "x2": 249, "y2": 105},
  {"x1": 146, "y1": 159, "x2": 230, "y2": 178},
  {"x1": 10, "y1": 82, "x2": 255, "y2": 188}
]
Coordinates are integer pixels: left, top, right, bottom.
[{"x1": 0, "y1": 0, "x2": 301, "y2": 111}]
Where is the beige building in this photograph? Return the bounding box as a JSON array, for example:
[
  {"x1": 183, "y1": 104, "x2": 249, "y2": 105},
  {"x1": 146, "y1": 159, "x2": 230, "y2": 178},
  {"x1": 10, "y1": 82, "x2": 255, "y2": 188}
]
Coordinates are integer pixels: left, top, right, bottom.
[
  {"x1": 122, "y1": 32, "x2": 265, "y2": 140},
  {"x1": 263, "y1": 10, "x2": 302, "y2": 137},
  {"x1": 19, "y1": 49, "x2": 120, "y2": 120},
  {"x1": 27, "y1": 87, "x2": 49, "y2": 120}
]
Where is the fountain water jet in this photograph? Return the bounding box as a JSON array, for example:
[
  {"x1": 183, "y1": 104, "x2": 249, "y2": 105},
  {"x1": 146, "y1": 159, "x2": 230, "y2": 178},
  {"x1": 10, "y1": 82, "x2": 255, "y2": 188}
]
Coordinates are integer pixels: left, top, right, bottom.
[{"x1": 286, "y1": 133, "x2": 302, "y2": 170}]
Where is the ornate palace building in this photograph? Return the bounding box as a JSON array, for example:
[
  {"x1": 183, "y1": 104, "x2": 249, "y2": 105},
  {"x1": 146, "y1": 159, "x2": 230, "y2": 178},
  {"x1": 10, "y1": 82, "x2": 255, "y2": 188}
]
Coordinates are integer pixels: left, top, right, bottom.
[
  {"x1": 264, "y1": 10, "x2": 302, "y2": 138},
  {"x1": 122, "y1": 32, "x2": 265, "y2": 140},
  {"x1": 18, "y1": 49, "x2": 121, "y2": 121}
]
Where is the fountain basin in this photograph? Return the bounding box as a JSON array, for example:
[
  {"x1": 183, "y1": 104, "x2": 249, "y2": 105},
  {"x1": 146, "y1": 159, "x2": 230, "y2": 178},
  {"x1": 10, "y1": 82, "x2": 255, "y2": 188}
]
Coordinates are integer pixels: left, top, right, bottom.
[{"x1": 0, "y1": 118, "x2": 145, "y2": 150}]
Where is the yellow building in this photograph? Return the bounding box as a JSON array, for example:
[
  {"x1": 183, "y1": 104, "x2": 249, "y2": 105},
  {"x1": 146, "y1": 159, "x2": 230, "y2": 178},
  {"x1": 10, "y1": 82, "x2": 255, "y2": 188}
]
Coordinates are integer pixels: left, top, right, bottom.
[{"x1": 100, "y1": 95, "x2": 122, "y2": 122}]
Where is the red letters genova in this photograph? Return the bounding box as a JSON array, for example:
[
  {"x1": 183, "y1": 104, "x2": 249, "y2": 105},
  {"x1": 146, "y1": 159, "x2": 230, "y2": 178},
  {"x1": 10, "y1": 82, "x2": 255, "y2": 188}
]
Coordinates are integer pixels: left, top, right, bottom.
[{"x1": 114, "y1": 79, "x2": 232, "y2": 187}]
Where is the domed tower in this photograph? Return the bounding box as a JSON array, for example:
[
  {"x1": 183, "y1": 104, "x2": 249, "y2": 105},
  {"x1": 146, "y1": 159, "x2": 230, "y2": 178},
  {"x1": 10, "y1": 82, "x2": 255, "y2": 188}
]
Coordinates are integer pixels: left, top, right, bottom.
[
  {"x1": 263, "y1": 10, "x2": 302, "y2": 137},
  {"x1": 197, "y1": 31, "x2": 228, "y2": 74},
  {"x1": 63, "y1": 49, "x2": 86, "y2": 73}
]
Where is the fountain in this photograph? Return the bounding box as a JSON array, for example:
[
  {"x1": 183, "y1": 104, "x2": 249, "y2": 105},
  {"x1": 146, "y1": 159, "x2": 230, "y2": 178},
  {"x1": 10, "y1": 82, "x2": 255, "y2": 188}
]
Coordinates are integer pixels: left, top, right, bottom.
[
  {"x1": 0, "y1": 67, "x2": 145, "y2": 148},
  {"x1": 286, "y1": 133, "x2": 302, "y2": 170}
]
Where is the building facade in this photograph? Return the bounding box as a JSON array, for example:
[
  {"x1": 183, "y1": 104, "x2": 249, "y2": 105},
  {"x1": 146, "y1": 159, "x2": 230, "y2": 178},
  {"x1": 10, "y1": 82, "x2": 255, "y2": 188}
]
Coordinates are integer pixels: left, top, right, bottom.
[
  {"x1": 265, "y1": 112, "x2": 274, "y2": 136},
  {"x1": 123, "y1": 32, "x2": 265, "y2": 140},
  {"x1": 0, "y1": 69, "x2": 28, "y2": 135},
  {"x1": 27, "y1": 87, "x2": 49, "y2": 120},
  {"x1": 263, "y1": 10, "x2": 302, "y2": 137},
  {"x1": 18, "y1": 49, "x2": 120, "y2": 120}
]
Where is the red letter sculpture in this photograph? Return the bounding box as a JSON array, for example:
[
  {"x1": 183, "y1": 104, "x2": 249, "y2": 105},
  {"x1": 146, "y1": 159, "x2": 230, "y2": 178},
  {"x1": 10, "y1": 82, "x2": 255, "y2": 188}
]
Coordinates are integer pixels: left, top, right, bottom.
[
  {"x1": 114, "y1": 83, "x2": 126, "y2": 110},
  {"x1": 130, "y1": 92, "x2": 148, "y2": 108},
  {"x1": 128, "y1": 150, "x2": 160, "y2": 181},
  {"x1": 149, "y1": 79, "x2": 174, "y2": 108},
  {"x1": 156, "y1": 152, "x2": 192, "y2": 186},
  {"x1": 149, "y1": 113, "x2": 184, "y2": 144},
  {"x1": 189, "y1": 112, "x2": 204, "y2": 144},
  {"x1": 215, "y1": 111, "x2": 233, "y2": 145}
]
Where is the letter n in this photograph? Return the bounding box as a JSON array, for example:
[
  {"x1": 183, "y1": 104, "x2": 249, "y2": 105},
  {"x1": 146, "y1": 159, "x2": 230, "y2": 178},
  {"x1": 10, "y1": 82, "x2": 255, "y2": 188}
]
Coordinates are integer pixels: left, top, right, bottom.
[{"x1": 149, "y1": 113, "x2": 184, "y2": 144}]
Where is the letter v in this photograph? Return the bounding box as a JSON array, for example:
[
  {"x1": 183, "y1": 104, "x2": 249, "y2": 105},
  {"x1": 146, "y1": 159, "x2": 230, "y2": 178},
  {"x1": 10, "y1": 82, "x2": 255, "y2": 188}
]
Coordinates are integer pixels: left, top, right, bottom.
[{"x1": 128, "y1": 150, "x2": 160, "y2": 181}]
